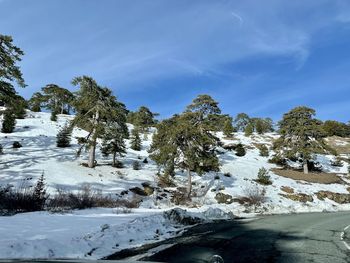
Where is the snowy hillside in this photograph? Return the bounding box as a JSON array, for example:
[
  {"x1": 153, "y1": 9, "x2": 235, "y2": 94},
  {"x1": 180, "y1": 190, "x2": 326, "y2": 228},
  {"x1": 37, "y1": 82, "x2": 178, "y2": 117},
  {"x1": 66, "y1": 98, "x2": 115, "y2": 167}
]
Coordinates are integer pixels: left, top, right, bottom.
[{"x1": 0, "y1": 110, "x2": 350, "y2": 259}]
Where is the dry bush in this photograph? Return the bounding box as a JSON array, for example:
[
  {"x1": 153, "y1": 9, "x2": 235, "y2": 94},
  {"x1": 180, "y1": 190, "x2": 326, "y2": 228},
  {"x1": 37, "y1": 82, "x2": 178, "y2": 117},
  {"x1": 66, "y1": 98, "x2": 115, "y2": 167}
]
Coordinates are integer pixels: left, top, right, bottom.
[{"x1": 238, "y1": 185, "x2": 267, "y2": 207}]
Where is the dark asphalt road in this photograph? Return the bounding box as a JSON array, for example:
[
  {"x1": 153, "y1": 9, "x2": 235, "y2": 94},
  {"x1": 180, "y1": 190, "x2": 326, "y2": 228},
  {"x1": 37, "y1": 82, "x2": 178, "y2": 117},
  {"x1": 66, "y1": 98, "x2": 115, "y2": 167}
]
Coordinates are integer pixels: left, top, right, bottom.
[{"x1": 108, "y1": 212, "x2": 350, "y2": 263}]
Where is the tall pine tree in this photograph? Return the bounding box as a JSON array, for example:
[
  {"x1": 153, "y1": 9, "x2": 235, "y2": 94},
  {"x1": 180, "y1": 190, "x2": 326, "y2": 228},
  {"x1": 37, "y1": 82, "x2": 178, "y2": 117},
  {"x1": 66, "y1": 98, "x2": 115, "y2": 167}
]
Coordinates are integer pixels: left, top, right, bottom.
[{"x1": 130, "y1": 128, "x2": 142, "y2": 151}]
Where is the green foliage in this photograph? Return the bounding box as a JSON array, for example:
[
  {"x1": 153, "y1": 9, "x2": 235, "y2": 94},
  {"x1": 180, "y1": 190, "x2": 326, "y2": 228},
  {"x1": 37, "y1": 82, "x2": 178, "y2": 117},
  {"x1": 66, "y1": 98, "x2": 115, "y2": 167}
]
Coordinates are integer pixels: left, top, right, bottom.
[
  {"x1": 253, "y1": 118, "x2": 274, "y2": 134},
  {"x1": 1, "y1": 108, "x2": 16, "y2": 133},
  {"x1": 235, "y1": 143, "x2": 246, "y2": 156},
  {"x1": 150, "y1": 108, "x2": 220, "y2": 197},
  {"x1": 71, "y1": 76, "x2": 128, "y2": 168},
  {"x1": 101, "y1": 123, "x2": 127, "y2": 167},
  {"x1": 132, "y1": 161, "x2": 141, "y2": 170},
  {"x1": 256, "y1": 167, "x2": 272, "y2": 185},
  {"x1": 258, "y1": 144, "x2": 269, "y2": 157},
  {"x1": 223, "y1": 117, "x2": 235, "y2": 137},
  {"x1": 244, "y1": 123, "x2": 254, "y2": 136},
  {"x1": 56, "y1": 123, "x2": 72, "y2": 148},
  {"x1": 322, "y1": 120, "x2": 350, "y2": 137},
  {"x1": 33, "y1": 173, "x2": 47, "y2": 211},
  {"x1": 8, "y1": 95, "x2": 27, "y2": 119},
  {"x1": 276, "y1": 106, "x2": 326, "y2": 173},
  {"x1": 234, "y1": 113, "x2": 250, "y2": 131},
  {"x1": 127, "y1": 106, "x2": 157, "y2": 132},
  {"x1": 130, "y1": 128, "x2": 142, "y2": 151},
  {"x1": 0, "y1": 144, "x2": 3, "y2": 154},
  {"x1": 41, "y1": 84, "x2": 74, "y2": 114},
  {"x1": 0, "y1": 34, "x2": 26, "y2": 101},
  {"x1": 28, "y1": 92, "x2": 45, "y2": 112}
]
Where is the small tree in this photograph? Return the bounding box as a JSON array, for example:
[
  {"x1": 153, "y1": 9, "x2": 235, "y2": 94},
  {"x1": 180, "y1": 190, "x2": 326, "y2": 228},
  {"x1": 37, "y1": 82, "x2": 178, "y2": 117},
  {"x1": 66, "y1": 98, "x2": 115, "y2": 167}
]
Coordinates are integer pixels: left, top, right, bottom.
[
  {"x1": 259, "y1": 144, "x2": 269, "y2": 157},
  {"x1": 56, "y1": 124, "x2": 72, "y2": 147},
  {"x1": 1, "y1": 109, "x2": 16, "y2": 133},
  {"x1": 244, "y1": 123, "x2": 254, "y2": 136},
  {"x1": 130, "y1": 128, "x2": 141, "y2": 151},
  {"x1": 256, "y1": 167, "x2": 272, "y2": 185},
  {"x1": 223, "y1": 118, "x2": 235, "y2": 138},
  {"x1": 235, "y1": 143, "x2": 246, "y2": 156},
  {"x1": 33, "y1": 173, "x2": 47, "y2": 211},
  {"x1": 101, "y1": 123, "x2": 127, "y2": 167},
  {"x1": 0, "y1": 144, "x2": 3, "y2": 154}
]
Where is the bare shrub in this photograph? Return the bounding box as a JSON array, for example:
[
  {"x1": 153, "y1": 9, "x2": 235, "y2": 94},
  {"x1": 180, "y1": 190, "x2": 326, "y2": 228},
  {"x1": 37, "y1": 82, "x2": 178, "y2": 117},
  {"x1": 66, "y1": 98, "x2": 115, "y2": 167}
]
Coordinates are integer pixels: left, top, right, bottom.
[
  {"x1": 47, "y1": 185, "x2": 141, "y2": 212},
  {"x1": 238, "y1": 185, "x2": 267, "y2": 208}
]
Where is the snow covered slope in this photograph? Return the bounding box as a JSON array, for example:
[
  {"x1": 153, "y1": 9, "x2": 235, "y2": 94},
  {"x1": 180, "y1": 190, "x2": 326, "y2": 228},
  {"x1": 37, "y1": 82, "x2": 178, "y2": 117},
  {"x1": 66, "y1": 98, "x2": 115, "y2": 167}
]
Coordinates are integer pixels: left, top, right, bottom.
[{"x1": 0, "y1": 111, "x2": 350, "y2": 259}]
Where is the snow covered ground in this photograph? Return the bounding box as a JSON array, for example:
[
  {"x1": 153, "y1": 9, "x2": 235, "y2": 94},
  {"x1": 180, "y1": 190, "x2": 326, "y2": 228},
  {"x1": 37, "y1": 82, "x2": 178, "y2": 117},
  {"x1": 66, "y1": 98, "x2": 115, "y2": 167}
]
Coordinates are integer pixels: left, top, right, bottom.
[{"x1": 0, "y1": 111, "x2": 350, "y2": 259}]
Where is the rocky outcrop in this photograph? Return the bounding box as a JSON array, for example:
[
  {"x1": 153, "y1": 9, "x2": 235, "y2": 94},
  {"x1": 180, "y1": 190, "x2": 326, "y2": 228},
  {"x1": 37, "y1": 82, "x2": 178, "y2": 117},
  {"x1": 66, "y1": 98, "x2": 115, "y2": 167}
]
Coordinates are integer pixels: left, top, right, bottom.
[
  {"x1": 215, "y1": 192, "x2": 234, "y2": 204},
  {"x1": 315, "y1": 191, "x2": 350, "y2": 204},
  {"x1": 280, "y1": 193, "x2": 313, "y2": 203},
  {"x1": 280, "y1": 186, "x2": 294, "y2": 194}
]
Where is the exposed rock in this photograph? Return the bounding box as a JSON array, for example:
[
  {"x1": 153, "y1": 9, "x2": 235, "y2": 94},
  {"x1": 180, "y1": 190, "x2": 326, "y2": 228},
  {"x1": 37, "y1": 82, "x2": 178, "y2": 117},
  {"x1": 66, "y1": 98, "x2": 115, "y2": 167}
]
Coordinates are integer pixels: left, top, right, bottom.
[
  {"x1": 163, "y1": 208, "x2": 203, "y2": 225},
  {"x1": 215, "y1": 192, "x2": 234, "y2": 204},
  {"x1": 141, "y1": 182, "x2": 155, "y2": 196},
  {"x1": 280, "y1": 186, "x2": 294, "y2": 194},
  {"x1": 129, "y1": 187, "x2": 147, "y2": 196},
  {"x1": 280, "y1": 193, "x2": 313, "y2": 203},
  {"x1": 347, "y1": 187, "x2": 350, "y2": 193},
  {"x1": 315, "y1": 191, "x2": 350, "y2": 204}
]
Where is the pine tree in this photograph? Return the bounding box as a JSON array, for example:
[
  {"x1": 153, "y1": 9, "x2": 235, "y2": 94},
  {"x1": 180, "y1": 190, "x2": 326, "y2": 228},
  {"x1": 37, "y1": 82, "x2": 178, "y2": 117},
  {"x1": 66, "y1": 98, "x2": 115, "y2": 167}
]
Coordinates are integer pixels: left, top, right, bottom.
[
  {"x1": 244, "y1": 123, "x2": 254, "y2": 136},
  {"x1": 28, "y1": 92, "x2": 45, "y2": 112},
  {"x1": 130, "y1": 128, "x2": 142, "y2": 151},
  {"x1": 41, "y1": 84, "x2": 74, "y2": 114},
  {"x1": 33, "y1": 173, "x2": 47, "y2": 211},
  {"x1": 101, "y1": 123, "x2": 127, "y2": 167},
  {"x1": 275, "y1": 106, "x2": 325, "y2": 174},
  {"x1": 0, "y1": 34, "x2": 26, "y2": 101},
  {"x1": 71, "y1": 76, "x2": 127, "y2": 168},
  {"x1": 1, "y1": 109, "x2": 16, "y2": 133},
  {"x1": 235, "y1": 143, "x2": 246, "y2": 156},
  {"x1": 150, "y1": 112, "x2": 220, "y2": 198},
  {"x1": 234, "y1": 113, "x2": 250, "y2": 131},
  {"x1": 56, "y1": 123, "x2": 72, "y2": 147},
  {"x1": 223, "y1": 118, "x2": 234, "y2": 138}
]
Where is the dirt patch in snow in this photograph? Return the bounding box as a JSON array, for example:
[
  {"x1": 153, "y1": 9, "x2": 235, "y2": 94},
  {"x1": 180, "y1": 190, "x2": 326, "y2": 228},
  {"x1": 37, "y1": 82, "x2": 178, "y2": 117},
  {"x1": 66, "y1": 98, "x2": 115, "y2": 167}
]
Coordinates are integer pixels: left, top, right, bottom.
[
  {"x1": 325, "y1": 136, "x2": 350, "y2": 154},
  {"x1": 272, "y1": 168, "x2": 345, "y2": 184}
]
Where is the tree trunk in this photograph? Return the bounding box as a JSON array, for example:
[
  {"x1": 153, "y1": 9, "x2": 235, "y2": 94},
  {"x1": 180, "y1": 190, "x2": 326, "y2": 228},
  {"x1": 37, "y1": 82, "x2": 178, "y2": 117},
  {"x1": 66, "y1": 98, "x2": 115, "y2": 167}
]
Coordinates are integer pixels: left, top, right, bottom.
[
  {"x1": 88, "y1": 142, "x2": 96, "y2": 168},
  {"x1": 112, "y1": 152, "x2": 116, "y2": 167},
  {"x1": 88, "y1": 110, "x2": 99, "y2": 168},
  {"x1": 187, "y1": 168, "x2": 192, "y2": 199},
  {"x1": 303, "y1": 160, "x2": 309, "y2": 174}
]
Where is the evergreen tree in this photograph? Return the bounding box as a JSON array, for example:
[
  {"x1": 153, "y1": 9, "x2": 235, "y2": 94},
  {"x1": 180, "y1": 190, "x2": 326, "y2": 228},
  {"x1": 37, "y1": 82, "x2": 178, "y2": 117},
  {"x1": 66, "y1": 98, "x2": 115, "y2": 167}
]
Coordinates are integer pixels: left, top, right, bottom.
[
  {"x1": 275, "y1": 106, "x2": 325, "y2": 174},
  {"x1": 130, "y1": 106, "x2": 158, "y2": 132},
  {"x1": 234, "y1": 113, "x2": 250, "y2": 131},
  {"x1": 223, "y1": 117, "x2": 235, "y2": 138},
  {"x1": 322, "y1": 120, "x2": 350, "y2": 137},
  {"x1": 244, "y1": 123, "x2": 254, "y2": 136},
  {"x1": 0, "y1": 34, "x2": 26, "y2": 102},
  {"x1": 150, "y1": 112, "x2": 220, "y2": 198},
  {"x1": 235, "y1": 143, "x2": 246, "y2": 156},
  {"x1": 101, "y1": 123, "x2": 127, "y2": 167},
  {"x1": 33, "y1": 173, "x2": 47, "y2": 211},
  {"x1": 41, "y1": 84, "x2": 74, "y2": 114},
  {"x1": 72, "y1": 76, "x2": 127, "y2": 168},
  {"x1": 6, "y1": 95, "x2": 27, "y2": 119},
  {"x1": 1, "y1": 108, "x2": 16, "y2": 133},
  {"x1": 130, "y1": 128, "x2": 142, "y2": 151},
  {"x1": 28, "y1": 92, "x2": 45, "y2": 112},
  {"x1": 56, "y1": 123, "x2": 72, "y2": 147}
]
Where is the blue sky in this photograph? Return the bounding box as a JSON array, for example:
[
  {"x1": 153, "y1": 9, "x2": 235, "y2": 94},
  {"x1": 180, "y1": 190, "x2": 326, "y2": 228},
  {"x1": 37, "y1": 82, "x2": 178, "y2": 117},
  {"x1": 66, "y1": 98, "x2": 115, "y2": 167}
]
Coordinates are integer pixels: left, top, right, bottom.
[{"x1": 1, "y1": 0, "x2": 350, "y2": 122}]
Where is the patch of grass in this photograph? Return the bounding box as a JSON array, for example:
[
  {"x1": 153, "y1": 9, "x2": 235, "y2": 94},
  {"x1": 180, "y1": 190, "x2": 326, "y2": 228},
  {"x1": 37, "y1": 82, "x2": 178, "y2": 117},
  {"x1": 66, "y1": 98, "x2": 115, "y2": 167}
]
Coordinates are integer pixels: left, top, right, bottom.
[{"x1": 271, "y1": 168, "x2": 345, "y2": 184}]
